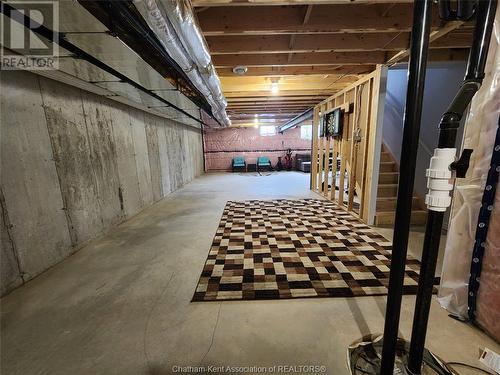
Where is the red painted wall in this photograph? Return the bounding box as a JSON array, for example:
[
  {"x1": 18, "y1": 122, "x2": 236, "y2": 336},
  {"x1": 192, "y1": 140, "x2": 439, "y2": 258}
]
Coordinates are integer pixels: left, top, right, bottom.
[{"x1": 203, "y1": 126, "x2": 311, "y2": 171}]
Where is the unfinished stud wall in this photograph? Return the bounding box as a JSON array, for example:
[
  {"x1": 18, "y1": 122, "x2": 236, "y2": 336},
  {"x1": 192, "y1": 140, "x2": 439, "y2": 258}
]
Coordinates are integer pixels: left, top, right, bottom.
[
  {"x1": 311, "y1": 66, "x2": 387, "y2": 224},
  {"x1": 0, "y1": 71, "x2": 204, "y2": 296}
]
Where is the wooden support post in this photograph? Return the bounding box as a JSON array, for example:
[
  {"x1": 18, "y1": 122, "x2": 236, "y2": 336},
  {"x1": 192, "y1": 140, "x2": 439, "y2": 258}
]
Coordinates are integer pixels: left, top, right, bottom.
[
  {"x1": 323, "y1": 137, "x2": 331, "y2": 197},
  {"x1": 318, "y1": 136, "x2": 325, "y2": 193},
  {"x1": 359, "y1": 79, "x2": 373, "y2": 219},
  {"x1": 337, "y1": 114, "x2": 349, "y2": 206},
  {"x1": 329, "y1": 139, "x2": 338, "y2": 201},
  {"x1": 347, "y1": 87, "x2": 358, "y2": 211},
  {"x1": 362, "y1": 66, "x2": 386, "y2": 223},
  {"x1": 311, "y1": 107, "x2": 320, "y2": 191}
]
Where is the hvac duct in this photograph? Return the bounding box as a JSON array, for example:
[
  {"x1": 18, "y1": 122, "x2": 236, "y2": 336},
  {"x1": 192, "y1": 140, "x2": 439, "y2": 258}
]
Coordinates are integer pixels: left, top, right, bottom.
[
  {"x1": 135, "y1": 0, "x2": 230, "y2": 127},
  {"x1": 158, "y1": 0, "x2": 212, "y2": 71}
]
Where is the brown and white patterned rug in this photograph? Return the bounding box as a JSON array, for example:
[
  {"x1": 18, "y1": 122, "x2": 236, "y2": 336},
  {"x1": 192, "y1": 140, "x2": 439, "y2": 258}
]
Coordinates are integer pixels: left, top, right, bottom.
[{"x1": 193, "y1": 199, "x2": 437, "y2": 301}]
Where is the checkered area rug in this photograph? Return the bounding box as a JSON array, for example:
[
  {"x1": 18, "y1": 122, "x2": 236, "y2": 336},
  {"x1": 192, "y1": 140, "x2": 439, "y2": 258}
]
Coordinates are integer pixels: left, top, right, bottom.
[{"x1": 193, "y1": 199, "x2": 435, "y2": 301}]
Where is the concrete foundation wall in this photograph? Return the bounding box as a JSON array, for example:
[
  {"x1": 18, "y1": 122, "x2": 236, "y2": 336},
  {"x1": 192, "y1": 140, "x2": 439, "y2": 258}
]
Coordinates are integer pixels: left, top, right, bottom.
[{"x1": 0, "y1": 71, "x2": 204, "y2": 296}]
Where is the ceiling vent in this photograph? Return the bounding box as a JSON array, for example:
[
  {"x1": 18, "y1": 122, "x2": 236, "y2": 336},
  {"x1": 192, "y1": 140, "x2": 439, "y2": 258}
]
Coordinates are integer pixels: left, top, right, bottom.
[{"x1": 232, "y1": 66, "x2": 248, "y2": 75}]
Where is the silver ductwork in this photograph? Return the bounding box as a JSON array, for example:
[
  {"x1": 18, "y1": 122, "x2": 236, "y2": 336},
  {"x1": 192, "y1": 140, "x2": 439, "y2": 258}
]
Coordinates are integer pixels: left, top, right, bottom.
[{"x1": 135, "y1": 0, "x2": 230, "y2": 127}]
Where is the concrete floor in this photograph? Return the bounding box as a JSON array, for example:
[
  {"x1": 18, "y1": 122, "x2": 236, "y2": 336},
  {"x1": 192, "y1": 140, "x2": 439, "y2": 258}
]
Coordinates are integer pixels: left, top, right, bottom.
[{"x1": 1, "y1": 172, "x2": 498, "y2": 375}]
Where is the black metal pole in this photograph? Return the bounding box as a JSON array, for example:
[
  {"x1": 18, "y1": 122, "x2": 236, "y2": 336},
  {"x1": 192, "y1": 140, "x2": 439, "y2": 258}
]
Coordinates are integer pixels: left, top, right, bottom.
[
  {"x1": 379, "y1": 1, "x2": 433, "y2": 373},
  {"x1": 407, "y1": 1, "x2": 498, "y2": 373}
]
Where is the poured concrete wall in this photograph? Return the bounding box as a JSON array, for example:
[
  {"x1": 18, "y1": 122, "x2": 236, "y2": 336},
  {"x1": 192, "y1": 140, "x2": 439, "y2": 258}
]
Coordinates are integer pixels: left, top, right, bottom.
[{"x1": 0, "y1": 71, "x2": 203, "y2": 296}]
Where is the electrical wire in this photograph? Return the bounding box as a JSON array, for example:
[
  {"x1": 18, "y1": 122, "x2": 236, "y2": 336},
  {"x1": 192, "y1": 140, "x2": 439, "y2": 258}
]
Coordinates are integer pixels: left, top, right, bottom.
[{"x1": 446, "y1": 361, "x2": 495, "y2": 375}]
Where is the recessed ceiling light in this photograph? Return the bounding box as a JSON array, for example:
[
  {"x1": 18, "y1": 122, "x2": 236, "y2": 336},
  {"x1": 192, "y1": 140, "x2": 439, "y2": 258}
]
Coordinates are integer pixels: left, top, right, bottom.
[
  {"x1": 232, "y1": 66, "x2": 248, "y2": 75},
  {"x1": 270, "y1": 82, "x2": 279, "y2": 94}
]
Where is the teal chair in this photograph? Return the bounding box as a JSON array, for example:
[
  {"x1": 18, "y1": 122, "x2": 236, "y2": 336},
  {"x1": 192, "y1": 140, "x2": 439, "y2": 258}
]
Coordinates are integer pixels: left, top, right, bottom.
[
  {"x1": 257, "y1": 156, "x2": 271, "y2": 172},
  {"x1": 232, "y1": 156, "x2": 246, "y2": 172}
]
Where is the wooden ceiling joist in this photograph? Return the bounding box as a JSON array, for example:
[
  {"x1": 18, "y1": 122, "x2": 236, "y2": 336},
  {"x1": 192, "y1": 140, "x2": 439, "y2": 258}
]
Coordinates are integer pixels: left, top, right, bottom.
[
  {"x1": 230, "y1": 113, "x2": 297, "y2": 118},
  {"x1": 197, "y1": 4, "x2": 442, "y2": 36},
  {"x1": 228, "y1": 100, "x2": 315, "y2": 106},
  {"x1": 193, "y1": 1, "x2": 414, "y2": 6},
  {"x1": 223, "y1": 88, "x2": 348, "y2": 97},
  {"x1": 206, "y1": 31, "x2": 471, "y2": 55},
  {"x1": 214, "y1": 48, "x2": 469, "y2": 68},
  {"x1": 216, "y1": 65, "x2": 375, "y2": 76},
  {"x1": 227, "y1": 95, "x2": 328, "y2": 102},
  {"x1": 194, "y1": 2, "x2": 472, "y2": 126},
  {"x1": 213, "y1": 51, "x2": 387, "y2": 67}
]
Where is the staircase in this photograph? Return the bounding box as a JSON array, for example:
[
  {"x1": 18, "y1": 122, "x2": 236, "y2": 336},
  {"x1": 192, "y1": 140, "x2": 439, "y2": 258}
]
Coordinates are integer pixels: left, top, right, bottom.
[{"x1": 374, "y1": 145, "x2": 427, "y2": 226}]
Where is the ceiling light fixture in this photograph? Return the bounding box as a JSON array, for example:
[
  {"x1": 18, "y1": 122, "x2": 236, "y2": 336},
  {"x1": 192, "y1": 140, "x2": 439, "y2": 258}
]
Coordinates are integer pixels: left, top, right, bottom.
[
  {"x1": 232, "y1": 66, "x2": 248, "y2": 75},
  {"x1": 270, "y1": 81, "x2": 279, "y2": 95}
]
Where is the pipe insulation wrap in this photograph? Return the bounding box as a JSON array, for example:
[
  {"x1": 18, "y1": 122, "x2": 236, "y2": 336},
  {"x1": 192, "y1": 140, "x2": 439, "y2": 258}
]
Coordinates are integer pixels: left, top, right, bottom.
[
  {"x1": 142, "y1": 0, "x2": 193, "y2": 72},
  {"x1": 134, "y1": 0, "x2": 230, "y2": 127},
  {"x1": 158, "y1": 0, "x2": 212, "y2": 70}
]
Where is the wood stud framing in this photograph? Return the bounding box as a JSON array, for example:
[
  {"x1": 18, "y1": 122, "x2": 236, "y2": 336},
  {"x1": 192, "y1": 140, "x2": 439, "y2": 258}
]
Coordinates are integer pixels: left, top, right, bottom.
[
  {"x1": 194, "y1": 1, "x2": 472, "y2": 127},
  {"x1": 311, "y1": 66, "x2": 386, "y2": 224}
]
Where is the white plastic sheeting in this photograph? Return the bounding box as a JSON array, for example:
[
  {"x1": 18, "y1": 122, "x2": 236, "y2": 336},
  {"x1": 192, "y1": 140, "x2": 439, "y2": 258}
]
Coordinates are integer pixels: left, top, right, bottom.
[
  {"x1": 438, "y1": 3, "x2": 500, "y2": 341},
  {"x1": 134, "y1": 0, "x2": 230, "y2": 127}
]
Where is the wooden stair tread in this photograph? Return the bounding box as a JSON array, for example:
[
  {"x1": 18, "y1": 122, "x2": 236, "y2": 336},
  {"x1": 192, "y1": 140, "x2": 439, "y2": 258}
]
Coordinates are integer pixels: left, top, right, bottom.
[
  {"x1": 374, "y1": 209, "x2": 427, "y2": 226},
  {"x1": 376, "y1": 144, "x2": 424, "y2": 224}
]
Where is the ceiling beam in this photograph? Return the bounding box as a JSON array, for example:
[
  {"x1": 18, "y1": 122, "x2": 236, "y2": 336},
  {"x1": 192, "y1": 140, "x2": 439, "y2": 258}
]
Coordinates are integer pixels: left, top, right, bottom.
[
  {"x1": 206, "y1": 31, "x2": 472, "y2": 55},
  {"x1": 231, "y1": 113, "x2": 297, "y2": 118},
  {"x1": 387, "y1": 20, "x2": 465, "y2": 65},
  {"x1": 224, "y1": 89, "x2": 344, "y2": 97},
  {"x1": 216, "y1": 65, "x2": 375, "y2": 76},
  {"x1": 193, "y1": 1, "x2": 414, "y2": 6},
  {"x1": 214, "y1": 48, "x2": 469, "y2": 68},
  {"x1": 228, "y1": 95, "x2": 328, "y2": 102},
  {"x1": 228, "y1": 108, "x2": 304, "y2": 112},
  {"x1": 213, "y1": 51, "x2": 387, "y2": 66},
  {"x1": 228, "y1": 100, "x2": 321, "y2": 105},
  {"x1": 228, "y1": 102, "x2": 315, "y2": 106},
  {"x1": 197, "y1": 4, "x2": 442, "y2": 35}
]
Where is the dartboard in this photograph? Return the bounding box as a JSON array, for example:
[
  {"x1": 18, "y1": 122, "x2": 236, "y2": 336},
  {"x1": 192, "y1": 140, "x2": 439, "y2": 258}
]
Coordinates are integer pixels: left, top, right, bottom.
[{"x1": 326, "y1": 111, "x2": 337, "y2": 136}]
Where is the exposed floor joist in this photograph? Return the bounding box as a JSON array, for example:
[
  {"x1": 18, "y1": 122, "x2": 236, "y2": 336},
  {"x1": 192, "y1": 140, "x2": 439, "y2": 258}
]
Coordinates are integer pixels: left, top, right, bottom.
[
  {"x1": 193, "y1": 0, "x2": 414, "y2": 5},
  {"x1": 207, "y1": 30, "x2": 472, "y2": 55},
  {"x1": 194, "y1": 2, "x2": 473, "y2": 127},
  {"x1": 197, "y1": 4, "x2": 442, "y2": 36},
  {"x1": 216, "y1": 65, "x2": 376, "y2": 76}
]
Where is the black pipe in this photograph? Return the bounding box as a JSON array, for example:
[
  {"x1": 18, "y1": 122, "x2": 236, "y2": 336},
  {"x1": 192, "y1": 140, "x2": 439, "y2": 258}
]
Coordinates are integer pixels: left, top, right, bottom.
[
  {"x1": 457, "y1": 0, "x2": 476, "y2": 20},
  {"x1": 0, "y1": 1, "x2": 207, "y2": 126},
  {"x1": 439, "y1": 0, "x2": 476, "y2": 21},
  {"x1": 439, "y1": 0, "x2": 456, "y2": 20},
  {"x1": 379, "y1": 1, "x2": 433, "y2": 373},
  {"x1": 465, "y1": 0, "x2": 498, "y2": 81},
  {"x1": 407, "y1": 1, "x2": 498, "y2": 373},
  {"x1": 406, "y1": 212, "x2": 444, "y2": 374}
]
